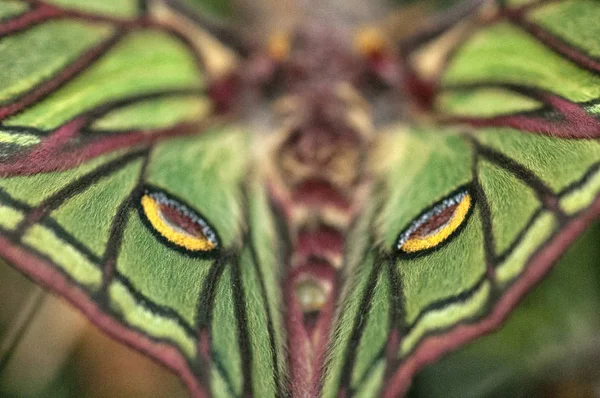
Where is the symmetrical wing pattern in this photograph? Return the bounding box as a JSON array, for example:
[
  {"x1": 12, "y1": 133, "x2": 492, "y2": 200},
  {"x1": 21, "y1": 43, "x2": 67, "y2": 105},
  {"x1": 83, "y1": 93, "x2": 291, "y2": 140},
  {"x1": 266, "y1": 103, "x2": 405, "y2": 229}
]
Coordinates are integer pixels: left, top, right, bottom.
[{"x1": 0, "y1": 0, "x2": 599, "y2": 397}]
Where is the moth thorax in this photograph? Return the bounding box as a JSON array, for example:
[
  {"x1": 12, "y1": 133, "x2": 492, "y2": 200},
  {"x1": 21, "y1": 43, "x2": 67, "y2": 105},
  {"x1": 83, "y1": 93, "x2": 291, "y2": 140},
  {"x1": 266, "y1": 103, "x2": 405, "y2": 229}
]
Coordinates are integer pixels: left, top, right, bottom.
[{"x1": 275, "y1": 89, "x2": 371, "y2": 193}]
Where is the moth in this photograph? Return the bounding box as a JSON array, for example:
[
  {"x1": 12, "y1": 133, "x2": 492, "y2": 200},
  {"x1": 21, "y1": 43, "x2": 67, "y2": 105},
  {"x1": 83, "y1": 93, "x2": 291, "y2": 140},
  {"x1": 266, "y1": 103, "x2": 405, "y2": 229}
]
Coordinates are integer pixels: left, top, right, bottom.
[{"x1": 0, "y1": 0, "x2": 599, "y2": 396}]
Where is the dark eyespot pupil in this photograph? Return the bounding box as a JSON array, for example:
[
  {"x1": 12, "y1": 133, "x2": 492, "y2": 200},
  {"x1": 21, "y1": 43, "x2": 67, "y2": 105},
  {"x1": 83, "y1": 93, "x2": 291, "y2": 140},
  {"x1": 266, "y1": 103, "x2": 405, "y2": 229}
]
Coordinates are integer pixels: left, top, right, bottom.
[
  {"x1": 409, "y1": 203, "x2": 458, "y2": 239},
  {"x1": 159, "y1": 203, "x2": 206, "y2": 238}
]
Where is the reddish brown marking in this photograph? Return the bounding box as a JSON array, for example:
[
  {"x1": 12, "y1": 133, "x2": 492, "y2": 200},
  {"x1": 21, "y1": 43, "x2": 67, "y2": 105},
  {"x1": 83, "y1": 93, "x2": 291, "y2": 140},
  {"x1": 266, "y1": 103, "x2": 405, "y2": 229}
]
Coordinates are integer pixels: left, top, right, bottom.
[
  {"x1": 159, "y1": 203, "x2": 207, "y2": 239},
  {"x1": 0, "y1": 3, "x2": 62, "y2": 35},
  {"x1": 285, "y1": 262, "x2": 337, "y2": 398},
  {"x1": 0, "y1": 121, "x2": 210, "y2": 176},
  {"x1": 291, "y1": 179, "x2": 351, "y2": 211},
  {"x1": 285, "y1": 289, "x2": 313, "y2": 397},
  {"x1": 383, "y1": 196, "x2": 600, "y2": 397},
  {"x1": 385, "y1": 329, "x2": 401, "y2": 378},
  {"x1": 400, "y1": 58, "x2": 436, "y2": 110},
  {"x1": 13, "y1": 0, "x2": 153, "y2": 29},
  {"x1": 297, "y1": 225, "x2": 344, "y2": 259},
  {"x1": 35, "y1": 117, "x2": 87, "y2": 154},
  {"x1": 208, "y1": 75, "x2": 241, "y2": 114},
  {"x1": 0, "y1": 117, "x2": 85, "y2": 176},
  {"x1": 197, "y1": 329, "x2": 211, "y2": 359},
  {"x1": 444, "y1": 90, "x2": 600, "y2": 138},
  {"x1": 411, "y1": 204, "x2": 458, "y2": 238},
  {"x1": 0, "y1": 235, "x2": 209, "y2": 398}
]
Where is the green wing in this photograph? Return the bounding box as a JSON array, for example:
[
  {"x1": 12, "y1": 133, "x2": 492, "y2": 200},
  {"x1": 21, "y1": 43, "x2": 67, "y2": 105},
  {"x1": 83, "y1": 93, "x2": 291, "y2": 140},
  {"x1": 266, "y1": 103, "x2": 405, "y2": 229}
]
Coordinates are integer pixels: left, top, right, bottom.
[
  {"x1": 0, "y1": 1, "x2": 284, "y2": 397},
  {"x1": 321, "y1": 1, "x2": 600, "y2": 396},
  {"x1": 413, "y1": 221, "x2": 600, "y2": 397},
  {"x1": 2, "y1": 1, "x2": 600, "y2": 397}
]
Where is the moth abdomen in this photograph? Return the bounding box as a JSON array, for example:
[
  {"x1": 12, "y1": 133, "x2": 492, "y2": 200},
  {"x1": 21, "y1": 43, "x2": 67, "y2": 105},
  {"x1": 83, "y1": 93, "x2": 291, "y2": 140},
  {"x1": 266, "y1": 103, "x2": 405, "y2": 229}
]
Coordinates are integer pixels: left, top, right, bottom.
[{"x1": 261, "y1": 38, "x2": 378, "y2": 393}]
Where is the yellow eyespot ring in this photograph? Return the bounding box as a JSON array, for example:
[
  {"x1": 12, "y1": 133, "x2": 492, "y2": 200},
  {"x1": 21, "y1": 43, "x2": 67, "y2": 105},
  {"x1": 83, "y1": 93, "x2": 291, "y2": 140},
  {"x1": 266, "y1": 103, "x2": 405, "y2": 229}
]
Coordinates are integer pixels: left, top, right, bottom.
[
  {"x1": 397, "y1": 189, "x2": 472, "y2": 254},
  {"x1": 140, "y1": 189, "x2": 218, "y2": 253}
]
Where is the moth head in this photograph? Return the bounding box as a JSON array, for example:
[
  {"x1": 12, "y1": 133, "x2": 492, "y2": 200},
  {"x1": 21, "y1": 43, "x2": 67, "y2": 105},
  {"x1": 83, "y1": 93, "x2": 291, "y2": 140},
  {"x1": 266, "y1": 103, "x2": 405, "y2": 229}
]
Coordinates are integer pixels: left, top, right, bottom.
[
  {"x1": 395, "y1": 188, "x2": 473, "y2": 255},
  {"x1": 139, "y1": 188, "x2": 220, "y2": 255}
]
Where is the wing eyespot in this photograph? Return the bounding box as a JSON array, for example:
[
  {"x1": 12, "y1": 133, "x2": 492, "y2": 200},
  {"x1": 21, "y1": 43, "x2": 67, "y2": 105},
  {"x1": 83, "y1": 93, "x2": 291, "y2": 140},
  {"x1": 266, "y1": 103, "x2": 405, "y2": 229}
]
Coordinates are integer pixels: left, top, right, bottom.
[
  {"x1": 140, "y1": 189, "x2": 219, "y2": 253},
  {"x1": 396, "y1": 188, "x2": 472, "y2": 254}
]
